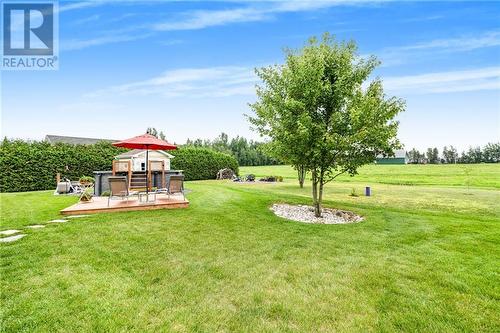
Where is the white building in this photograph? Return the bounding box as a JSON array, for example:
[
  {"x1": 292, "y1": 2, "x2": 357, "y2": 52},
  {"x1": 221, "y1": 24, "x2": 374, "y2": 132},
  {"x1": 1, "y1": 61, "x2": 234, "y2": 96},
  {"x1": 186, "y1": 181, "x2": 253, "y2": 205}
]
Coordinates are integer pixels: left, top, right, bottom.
[
  {"x1": 114, "y1": 149, "x2": 174, "y2": 172},
  {"x1": 375, "y1": 149, "x2": 407, "y2": 164}
]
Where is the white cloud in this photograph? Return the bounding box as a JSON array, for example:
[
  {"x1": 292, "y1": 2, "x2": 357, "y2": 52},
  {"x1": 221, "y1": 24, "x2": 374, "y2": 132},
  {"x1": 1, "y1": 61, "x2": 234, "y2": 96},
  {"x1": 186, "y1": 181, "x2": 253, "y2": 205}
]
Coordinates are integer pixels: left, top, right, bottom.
[
  {"x1": 61, "y1": 33, "x2": 152, "y2": 51},
  {"x1": 59, "y1": 1, "x2": 384, "y2": 50},
  {"x1": 382, "y1": 67, "x2": 500, "y2": 94},
  {"x1": 87, "y1": 64, "x2": 500, "y2": 101},
  {"x1": 152, "y1": 7, "x2": 269, "y2": 31},
  {"x1": 374, "y1": 31, "x2": 500, "y2": 66},
  {"x1": 59, "y1": 1, "x2": 101, "y2": 13},
  {"x1": 60, "y1": 1, "x2": 357, "y2": 50},
  {"x1": 152, "y1": 0, "x2": 374, "y2": 32},
  {"x1": 58, "y1": 0, "x2": 142, "y2": 13},
  {"x1": 399, "y1": 14, "x2": 444, "y2": 23},
  {"x1": 87, "y1": 66, "x2": 257, "y2": 98},
  {"x1": 398, "y1": 31, "x2": 500, "y2": 52},
  {"x1": 72, "y1": 14, "x2": 100, "y2": 25}
]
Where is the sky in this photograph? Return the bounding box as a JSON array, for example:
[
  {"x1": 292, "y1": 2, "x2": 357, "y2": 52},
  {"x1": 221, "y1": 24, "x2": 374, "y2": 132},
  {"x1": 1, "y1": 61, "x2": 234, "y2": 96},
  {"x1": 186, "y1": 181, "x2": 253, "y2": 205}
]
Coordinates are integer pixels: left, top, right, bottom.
[{"x1": 1, "y1": 0, "x2": 499, "y2": 152}]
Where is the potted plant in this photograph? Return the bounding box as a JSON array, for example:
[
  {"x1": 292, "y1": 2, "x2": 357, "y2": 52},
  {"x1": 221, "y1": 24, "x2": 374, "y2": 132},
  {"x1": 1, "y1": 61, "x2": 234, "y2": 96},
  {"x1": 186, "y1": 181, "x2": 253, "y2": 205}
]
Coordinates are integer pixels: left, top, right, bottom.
[
  {"x1": 79, "y1": 176, "x2": 94, "y2": 186},
  {"x1": 80, "y1": 187, "x2": 93, "y2": 203}
]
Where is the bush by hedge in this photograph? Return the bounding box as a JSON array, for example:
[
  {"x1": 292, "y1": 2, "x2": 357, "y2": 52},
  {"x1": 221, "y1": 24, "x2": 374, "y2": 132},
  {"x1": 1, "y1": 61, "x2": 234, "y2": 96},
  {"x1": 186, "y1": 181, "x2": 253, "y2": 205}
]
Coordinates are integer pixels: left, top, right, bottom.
[
  {"x1": 0, "y1": 139, "x2": 125, "y2": 192},
  {"x1": 171, "y1": 147, "x2": 239, "y2": 181}
]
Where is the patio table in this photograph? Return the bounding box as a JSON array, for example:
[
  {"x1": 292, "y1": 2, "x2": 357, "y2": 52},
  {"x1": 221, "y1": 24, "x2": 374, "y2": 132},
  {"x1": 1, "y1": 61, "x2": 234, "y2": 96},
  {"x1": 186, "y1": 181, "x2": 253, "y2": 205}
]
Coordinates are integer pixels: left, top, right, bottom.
[{"x1": 138, "y1": 191, "x2": 156, "y2": 203}]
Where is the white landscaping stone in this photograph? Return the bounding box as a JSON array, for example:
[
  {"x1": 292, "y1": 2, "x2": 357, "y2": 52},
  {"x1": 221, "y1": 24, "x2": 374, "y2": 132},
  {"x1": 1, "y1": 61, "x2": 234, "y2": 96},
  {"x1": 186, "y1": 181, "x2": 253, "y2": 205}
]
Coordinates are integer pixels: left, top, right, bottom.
[
  {"x1": 66, "y1": 215, "x2": 90, "y2": 219},
  {"x1": 0, "y1": 234, "x2": 26, "y2": 243},
  {"x1": 271, "y1": 204, "x2": 363, "y2": 224},
  {"x1": 0, "y1": 229, "x2": 21, "y2": 236},
  {"x1": 26, "y1": 225, "x2": 45, "y2": 229},
  {"x1": 48, "y1": 219, "x2": 69, "y2": 223}
]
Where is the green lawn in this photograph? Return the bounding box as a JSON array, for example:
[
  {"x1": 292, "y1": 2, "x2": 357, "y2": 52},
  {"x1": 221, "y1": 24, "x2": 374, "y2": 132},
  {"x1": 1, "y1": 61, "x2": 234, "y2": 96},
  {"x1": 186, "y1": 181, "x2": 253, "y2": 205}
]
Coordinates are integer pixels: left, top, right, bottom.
[
  {"x1": 1, "y1": 165, "x2": 499, "y2": 332},
  {"x1": 240, "y1": 163, "x2": 500, "y2": 188}
]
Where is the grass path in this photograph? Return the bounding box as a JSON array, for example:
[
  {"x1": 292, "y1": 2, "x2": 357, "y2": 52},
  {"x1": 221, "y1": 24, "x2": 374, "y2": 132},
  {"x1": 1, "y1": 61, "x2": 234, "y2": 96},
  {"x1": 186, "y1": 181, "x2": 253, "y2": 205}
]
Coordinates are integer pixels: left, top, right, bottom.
[{"x1": 1, "y1": 168, "x2": 499, "y2": 332}]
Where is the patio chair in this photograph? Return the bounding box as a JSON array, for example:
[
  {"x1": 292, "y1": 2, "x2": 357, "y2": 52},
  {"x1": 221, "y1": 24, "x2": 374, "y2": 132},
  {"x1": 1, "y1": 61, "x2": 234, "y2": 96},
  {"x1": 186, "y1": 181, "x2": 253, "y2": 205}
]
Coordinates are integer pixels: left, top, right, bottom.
[
  {"x1": 64, "y1": 178, "x2": 83, "y2": 194},
  {"x1": 107, "y1": 176, "x2": 138, "y2": 207},
  {"x1": 157, "y1": 175, "x2": 185, "y2": 200}
]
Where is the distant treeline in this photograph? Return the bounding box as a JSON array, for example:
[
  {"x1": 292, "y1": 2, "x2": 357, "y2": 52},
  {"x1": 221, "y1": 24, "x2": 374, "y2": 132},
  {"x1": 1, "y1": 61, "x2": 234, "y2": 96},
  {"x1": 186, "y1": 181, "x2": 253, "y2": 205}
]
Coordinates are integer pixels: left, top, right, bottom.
[
  {"x1": 146, "y1": 128, "x2": 280, "y2": 167},
  {"x1": 407, "y1": 143, "x2": 500, "y2": 164},
  {"x1": 183, "y1": 133, "x2": 281, "y2": 167},
  {"x1": 147, "y1": 129, "x2": 500, "y2": 166}
]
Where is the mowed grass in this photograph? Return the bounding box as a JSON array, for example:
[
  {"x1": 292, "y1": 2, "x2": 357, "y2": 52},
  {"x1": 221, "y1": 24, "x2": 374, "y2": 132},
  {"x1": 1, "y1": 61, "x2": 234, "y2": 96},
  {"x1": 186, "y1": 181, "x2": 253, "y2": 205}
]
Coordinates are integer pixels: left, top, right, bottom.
[
  {"x1": 1, "y1": 165, "x2": 499, "y2": 332},
  {"x1": 240, "y1": 163, "x2": 500, "y2": 188}
]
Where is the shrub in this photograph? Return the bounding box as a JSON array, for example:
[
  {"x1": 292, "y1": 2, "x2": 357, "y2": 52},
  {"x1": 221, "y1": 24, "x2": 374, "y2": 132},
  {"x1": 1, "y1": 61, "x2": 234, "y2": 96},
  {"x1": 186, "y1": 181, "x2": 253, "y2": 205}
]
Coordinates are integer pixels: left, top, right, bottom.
[
  {"x1": 245, "y1": 174, "x2": 255, "y2": 182},
  {"x1": 259, "y1": 175, "x2": 283, "y2": 182},
  {"x1": 79, "y1": 176, "x2": 94, "y2": 184},
  {"x1": 170, "y1": 147, "x2": 239, "y2": 181},
  {"x1": 0, "y1": 139, "x2": 125, "y2": 192}
]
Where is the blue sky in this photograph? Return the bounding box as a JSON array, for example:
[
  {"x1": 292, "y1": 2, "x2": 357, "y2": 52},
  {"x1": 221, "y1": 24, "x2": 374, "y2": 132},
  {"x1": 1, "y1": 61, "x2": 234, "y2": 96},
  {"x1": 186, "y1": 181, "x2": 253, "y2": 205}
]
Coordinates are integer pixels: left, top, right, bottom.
[{"x1": 1, "y1": 0, "x2": 499, "y2": 152}]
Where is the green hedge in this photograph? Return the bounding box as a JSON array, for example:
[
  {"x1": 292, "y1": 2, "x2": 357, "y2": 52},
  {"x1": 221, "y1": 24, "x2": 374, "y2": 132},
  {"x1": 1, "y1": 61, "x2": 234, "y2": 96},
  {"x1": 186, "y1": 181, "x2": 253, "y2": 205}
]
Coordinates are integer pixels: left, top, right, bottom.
[
  {"x1": 171, "y1": 147, "x2": 239, "y2": 181},
  {"x1": 0, "y1": 139, "x2": 125, "y2": 193},
  {"x1": 0, "y1": 140, "x2": 239, "y2": 192}
]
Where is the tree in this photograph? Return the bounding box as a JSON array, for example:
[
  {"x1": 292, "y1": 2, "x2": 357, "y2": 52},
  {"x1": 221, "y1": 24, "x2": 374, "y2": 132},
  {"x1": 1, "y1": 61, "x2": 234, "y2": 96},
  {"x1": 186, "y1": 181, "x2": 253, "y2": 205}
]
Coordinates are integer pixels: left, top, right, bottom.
[
  {"x1": 426, "y1": 147, "x2": 439, "y2": 164},
  {"x1": 426, "y1": 148, "x2": 433, "y2": 163},
  {"x1": 249, "y1": 34, "x2": 404, "y2": 217},
  {"x1": 183, "y1": 133, "x2": 281, "y2": 166},
  {"x1": 146, "y1": 127, "x2": 158, "y2": 137},
  {"x1": 462, "y1": 146, "x2": 482, "y2": 164},
  {"x1": 482, "y1": 142, "x2": 500, "y2": 163},
  {"x1": 433, "y1": 148, "x2": 439, "y2": 164},
  {"x1": 462, "y1": 166, "x2": 472, "y2": 193},
  {"x1": 212, "y1": 133, "x2": 231, "y2": 154},
  {"x1": 146, "y1": 127, "x2": 166, "y2": 140},
  {"x1": 407, "y1": 148, "x2": 423, "y2": 164},
  {"x1": 442, "y1": 146, "x2": 458, "y2": 164},
  {"x1": 406, "y1": 149, "x2": 415, "y2": 164},
  {"x1": 296, "y1": 165, "x2": 306, "y2": 188}
]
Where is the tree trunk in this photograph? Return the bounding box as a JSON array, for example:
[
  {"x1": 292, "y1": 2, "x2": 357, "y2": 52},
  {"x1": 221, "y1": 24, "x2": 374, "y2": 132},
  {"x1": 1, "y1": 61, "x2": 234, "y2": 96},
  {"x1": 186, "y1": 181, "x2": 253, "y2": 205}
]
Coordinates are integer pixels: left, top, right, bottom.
[
  {"x1": 316, "y1": 168, "x2": 325, "y2": 218},
  {"x1": 318, "y1": 180, "x2": 324, "y2": 217},
  {"x1": 297, "y1": 165, "x2": 305, "y2": 188},
  {"x1": 311, "y1": 169, "x2": 321, "y2": 217}
]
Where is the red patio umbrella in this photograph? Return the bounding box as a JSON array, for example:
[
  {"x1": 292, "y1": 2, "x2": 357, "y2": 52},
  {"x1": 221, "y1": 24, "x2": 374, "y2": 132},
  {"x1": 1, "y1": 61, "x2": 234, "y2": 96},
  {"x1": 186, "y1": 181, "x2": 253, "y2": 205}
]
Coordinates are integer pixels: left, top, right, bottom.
[{"x1": 113, "y1": 133, "x2": 177, "y2": 195}]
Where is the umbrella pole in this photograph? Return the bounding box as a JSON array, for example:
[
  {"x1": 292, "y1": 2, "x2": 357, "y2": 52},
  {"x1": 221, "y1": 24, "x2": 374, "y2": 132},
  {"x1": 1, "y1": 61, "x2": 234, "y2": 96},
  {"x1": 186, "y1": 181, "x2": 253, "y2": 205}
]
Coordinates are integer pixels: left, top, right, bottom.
[{"x1": 146, "y1": 147, "x2": 149, "y2": 196}]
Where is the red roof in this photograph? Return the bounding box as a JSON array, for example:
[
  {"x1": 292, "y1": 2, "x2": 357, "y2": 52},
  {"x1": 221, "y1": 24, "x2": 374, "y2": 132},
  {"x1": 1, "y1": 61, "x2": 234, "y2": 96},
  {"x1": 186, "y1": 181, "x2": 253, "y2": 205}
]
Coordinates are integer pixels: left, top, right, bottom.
[{"x1": 112, "y1": 133, "x2": 177, "y2": 150}]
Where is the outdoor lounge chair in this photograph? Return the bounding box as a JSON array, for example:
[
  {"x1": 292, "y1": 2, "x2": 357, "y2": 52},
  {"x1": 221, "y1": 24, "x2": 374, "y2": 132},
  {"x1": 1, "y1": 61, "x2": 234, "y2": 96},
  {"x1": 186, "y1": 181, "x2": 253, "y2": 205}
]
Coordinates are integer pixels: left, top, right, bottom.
[
  {"x1": 107, "y1": 176, "x2": 138, "y2": 207},
  {"x1": 156, "y1": 175, "x2": 185, "y2": 200}
]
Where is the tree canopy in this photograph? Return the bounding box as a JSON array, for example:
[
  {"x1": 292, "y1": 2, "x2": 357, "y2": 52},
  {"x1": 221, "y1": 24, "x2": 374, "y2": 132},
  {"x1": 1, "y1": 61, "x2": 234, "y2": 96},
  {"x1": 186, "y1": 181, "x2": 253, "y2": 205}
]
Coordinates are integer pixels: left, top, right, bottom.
[{"x1": 249, "y1": 34, "x2": 405, "y2": 216}]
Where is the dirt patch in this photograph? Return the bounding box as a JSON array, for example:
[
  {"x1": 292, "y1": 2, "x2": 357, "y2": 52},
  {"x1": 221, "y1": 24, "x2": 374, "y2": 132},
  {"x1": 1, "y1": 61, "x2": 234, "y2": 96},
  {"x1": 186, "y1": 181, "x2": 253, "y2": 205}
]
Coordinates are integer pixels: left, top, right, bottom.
[{"x1": 270, "y1": 203, "x2": 363, "y2": 224}]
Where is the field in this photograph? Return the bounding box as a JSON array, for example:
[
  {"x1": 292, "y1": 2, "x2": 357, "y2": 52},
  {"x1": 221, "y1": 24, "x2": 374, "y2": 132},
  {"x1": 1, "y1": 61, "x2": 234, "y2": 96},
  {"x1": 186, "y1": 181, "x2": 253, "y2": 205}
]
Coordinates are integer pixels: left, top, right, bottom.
[
  {"x1": 1, "y1": 164, "x2": 499, "y2": 332},
  {"x1": 240, "y1": 163, "x2": 500, "y2": 188}
]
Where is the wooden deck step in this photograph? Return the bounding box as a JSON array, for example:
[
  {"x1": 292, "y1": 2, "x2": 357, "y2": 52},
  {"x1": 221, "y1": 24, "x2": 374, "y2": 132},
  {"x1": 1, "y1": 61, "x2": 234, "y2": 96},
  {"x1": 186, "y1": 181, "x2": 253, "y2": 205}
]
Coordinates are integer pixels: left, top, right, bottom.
[
  {"x1": 130, "y1": 172, "x2": 149, "y2": 191},
  {"x1": 61, "y1": 195, "x2": 189, "y2": 215}
]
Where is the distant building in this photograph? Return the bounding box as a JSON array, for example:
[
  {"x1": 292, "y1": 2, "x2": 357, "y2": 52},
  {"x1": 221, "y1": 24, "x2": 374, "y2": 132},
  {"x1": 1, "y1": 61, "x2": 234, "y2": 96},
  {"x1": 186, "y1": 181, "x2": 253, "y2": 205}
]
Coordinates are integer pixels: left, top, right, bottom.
[
  {"x1": 45, "y1": 135, "x2": 118, "y2": 145},
  {"x1": 114, "y1": 149, "x2": 174, "y2": 171},
  {"x1": 376, "y1": 149, "x2": 407, "y2": 164}
]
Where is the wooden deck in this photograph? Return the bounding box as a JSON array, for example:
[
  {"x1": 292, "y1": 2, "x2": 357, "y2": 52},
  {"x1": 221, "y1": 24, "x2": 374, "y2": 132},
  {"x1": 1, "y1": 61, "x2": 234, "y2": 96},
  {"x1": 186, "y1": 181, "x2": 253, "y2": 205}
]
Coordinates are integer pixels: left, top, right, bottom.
[{"x1": 60, "y1": 194, "x2": 189, "y2": 215}]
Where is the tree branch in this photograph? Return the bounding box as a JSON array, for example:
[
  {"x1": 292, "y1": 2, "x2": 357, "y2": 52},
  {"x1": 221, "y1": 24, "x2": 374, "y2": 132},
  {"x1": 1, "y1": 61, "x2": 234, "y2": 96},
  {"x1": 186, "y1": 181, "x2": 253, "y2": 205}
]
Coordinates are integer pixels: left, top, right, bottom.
[{"x1": 322, "y1": 171, "x2": 346, "y2": 185}]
